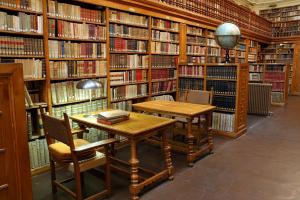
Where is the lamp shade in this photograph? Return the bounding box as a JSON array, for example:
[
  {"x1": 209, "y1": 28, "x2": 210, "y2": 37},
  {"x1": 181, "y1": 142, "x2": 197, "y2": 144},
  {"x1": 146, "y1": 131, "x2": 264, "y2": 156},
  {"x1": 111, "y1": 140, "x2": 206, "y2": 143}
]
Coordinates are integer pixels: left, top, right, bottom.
[{"x1": 76, "y1": 79, "x2": 102, "y2": 89}]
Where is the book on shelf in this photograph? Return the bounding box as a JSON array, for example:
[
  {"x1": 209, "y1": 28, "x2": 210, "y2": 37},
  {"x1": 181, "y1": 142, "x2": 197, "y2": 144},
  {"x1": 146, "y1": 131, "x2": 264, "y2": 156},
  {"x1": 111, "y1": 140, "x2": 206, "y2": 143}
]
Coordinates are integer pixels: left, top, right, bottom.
[
  {"x1": 249, "y1": 73, "x2": 263, "y2": 82},
  {"x1": 110, "y1": 70, "x2": 147, "y2": 85},
  {"x1": 0, "y1": 0, "x2": 43, "y2": 12},
  {"x1": 110, "y1": 38, "x2": 147, "y2": 53},
  {"x1": 151, "y1": 41, "x2": 179, "y2": 54},
  {"x1": 110, "y1": 84, "x2": 148, "y2": 101},
  {"x1": 187, "y1": 35, "x2": 206, "y2": 44},
  {"x1": 187, "y1": 26, "x2": 203, "y2": 36},
  {"x1": 179, "y1": 78, "x2": 203, "y2": 91},
  {"x1": 151, "y1": 80, "x2": 176, "y2": 94},
  {"x1": 187, "y1": 56, "x2": 205, "y2": 64},
  {"x1": 48, "y1": 40, "x2": 106, "y2": 59},
  {"x1": 151, "y1": 68, "x2": 176, "y2": 80},
  {"x1": 111, "y1": 100, "x2": 133, "y2": 111},
  {"x1": 48, "y1": 19, "x2": 106, "y2": 40},
  {"x1": 179, "y1": 65, "x2": 204, "y2": 77},
  {"x1": 212, "y1": 112, "x2": 235, "y2": 133},
  {"x1": 0, "y1": 36, "x2": 44, "y2": 56},
  {"x1": 186, "y1": 45, "x2": 206, "y2": 55},
  {"x1": 110, "y1": 54, "x2": 149, "y2": 69},
  {"x1": 212, "y1": 95, "x2": 236, "y2": 112},
  {"x1": 152, "y1": 18, "x2": 179, "y2": 31},
  {"x1": 110, "y1": 24, "x2": 148, "y2": 39},
  {"x1": 152, "y1": 30, "x2": 179, "y2": 42},
  {"x1": 206, "y1": 66, "x2": 237, "y2": 79},
  {"x1": 97, "y1": 109, "x2": 130, "y2": 125},
  {"x1": 110, "y1": 10, "x2": 148, "y2": 26},
  {"x1": 48, "y1": 0, "x2": 105, "y2": 23},
  {"x1": 0, "y1": 12, "x2": 43, "y2": 33},
  {"x1": 206, "y1": 80, "x2": 236, "y2": 95},
  {"x1": 28, "y1": 138, "x2": 49, "y2": 169},
  {"x1": 151, "y1": 55, "x2": 177, "y2": 68},
  {"x1": 50, "y1": 60, "x2": 106, "y2": 79}
]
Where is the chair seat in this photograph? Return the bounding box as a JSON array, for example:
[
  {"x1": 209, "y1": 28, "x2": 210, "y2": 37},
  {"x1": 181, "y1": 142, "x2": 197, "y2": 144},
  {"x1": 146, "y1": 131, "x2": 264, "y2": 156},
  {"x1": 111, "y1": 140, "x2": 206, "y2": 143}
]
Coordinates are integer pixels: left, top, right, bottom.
[
  {"x1": 68, "y1": 151, "x2": 106, "y2": 172},
  {"x1": 49, "y1": 139, "x2": 96, "y2": 163}
]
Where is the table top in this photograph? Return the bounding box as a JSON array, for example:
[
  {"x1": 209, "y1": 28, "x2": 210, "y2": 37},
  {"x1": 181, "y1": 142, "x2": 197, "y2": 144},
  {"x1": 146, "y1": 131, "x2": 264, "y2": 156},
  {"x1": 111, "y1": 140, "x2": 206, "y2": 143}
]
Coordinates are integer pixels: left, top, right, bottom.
[
  {"x1": 70, "y1": 110, "x2": 176, "y2": 138},
  {"x1": 133, "y1": 100, "x2": 215, "y2": 117}
]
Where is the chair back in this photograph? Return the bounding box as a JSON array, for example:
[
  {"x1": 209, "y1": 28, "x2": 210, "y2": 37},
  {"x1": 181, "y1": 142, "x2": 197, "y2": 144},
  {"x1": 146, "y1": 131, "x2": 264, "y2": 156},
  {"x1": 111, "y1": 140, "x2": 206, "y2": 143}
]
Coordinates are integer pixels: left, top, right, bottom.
[
  {"x1": 186, "y1": 90, "x2": 213, "y2": 105},
  {"x1": 41, "y1": 112, "x2": 74, "y2": 148},
  {"x1": 178, "y1": 90, "x2": 187, "y2": 102}
]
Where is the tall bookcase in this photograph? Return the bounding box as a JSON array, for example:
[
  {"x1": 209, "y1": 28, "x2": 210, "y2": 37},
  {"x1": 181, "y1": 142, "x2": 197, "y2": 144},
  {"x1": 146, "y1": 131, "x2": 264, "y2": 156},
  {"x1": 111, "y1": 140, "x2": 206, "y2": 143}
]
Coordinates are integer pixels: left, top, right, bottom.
[
  {"x1": 249, "y1": 63, "x2": 289, "y2": 105},
  {"x1": 178, "y1": 63, "x2": 249, "y2": 138}
]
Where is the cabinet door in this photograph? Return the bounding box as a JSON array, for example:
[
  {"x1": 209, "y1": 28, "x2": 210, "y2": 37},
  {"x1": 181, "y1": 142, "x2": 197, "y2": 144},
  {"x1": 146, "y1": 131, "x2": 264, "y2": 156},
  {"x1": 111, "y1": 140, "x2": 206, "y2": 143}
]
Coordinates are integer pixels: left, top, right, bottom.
[{"x1": 0, "y1": 64, "x2": 32, "y2": 199}]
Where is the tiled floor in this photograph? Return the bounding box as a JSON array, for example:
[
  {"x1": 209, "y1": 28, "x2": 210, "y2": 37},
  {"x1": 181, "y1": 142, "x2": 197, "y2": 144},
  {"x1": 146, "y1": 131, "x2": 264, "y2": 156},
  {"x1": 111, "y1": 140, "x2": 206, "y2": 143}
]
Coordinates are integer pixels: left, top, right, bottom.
[{"x1": 32, "y1": 96, "x2": 300, "y2": 200}]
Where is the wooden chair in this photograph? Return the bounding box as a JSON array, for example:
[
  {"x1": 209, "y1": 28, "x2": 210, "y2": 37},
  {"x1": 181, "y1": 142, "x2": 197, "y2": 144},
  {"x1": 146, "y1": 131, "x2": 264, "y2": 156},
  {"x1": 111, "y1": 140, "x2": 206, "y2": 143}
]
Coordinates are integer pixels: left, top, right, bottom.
[
  {"x1": 174, "y1": 90, "x2": 213, "y2": 143},
  {"x1": 41, "y1": 111, "x2": 116, "y2": 200}
]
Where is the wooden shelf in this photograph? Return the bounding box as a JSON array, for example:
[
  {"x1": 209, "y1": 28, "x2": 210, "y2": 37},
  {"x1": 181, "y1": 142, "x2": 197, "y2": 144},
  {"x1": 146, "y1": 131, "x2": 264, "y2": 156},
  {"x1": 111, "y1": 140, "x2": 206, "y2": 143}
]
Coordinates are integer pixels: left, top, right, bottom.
[
  {"x1": 151, "y1": 52, "x2": 179, "y2": 55},
  {"x1": 109, "y1": 20, "x2": 148, "y2": 28},
  {"x1": 152, "y1": 39, "x2": 179, "y2": 44},
  {"x1": 50, "y1": 75, "x2": 107, "y2": 81},
  {"x1": 178, "y1": 75, "x2": 204, "y2": 79},
  {"x1": 24, "y1": 78, "x2": 46, "y2": 81},
  {"x1": 0, "y1": 5, "x2": 43, "y2": 15},
  {"x1": 110, "y1": 51, "x2": 148, "y2": 54},
  {"x1": 26, "y1": 103, "x2": 48, "y2": 111},
  {"x1": 186, "y1": 42, "x2": 206, "y2": 46},
  {"x1": 151, "y1": 66, "x2": 177, "y2": 69},
  {"x1": 49, "y1": 57, "x2": 105, "y2": 61},
  {"x1": 186, "y1": 33, "x2": 205, "y2": 37},
  {"x1": 48, "y1": 36, "x2": 106, "y2": 42},
  {"x1": 110, "y1": 68, "x2": 149, "y2": 71},
  {"x1": 31, "y1": 165, "x2": 50, "y2": 176},
  {"x1": 206, "y1": 78, "x2": 237, "y2": 81},
  {"x1": 214, "y1": 108, "x2": 236, "y2": 113},
  {"x1": 0, "y1": 30, "x2": 43, "y2": 37},
  {"x1": 151, "y1": 27, "x2": 179, "y2": 33},
  {"x1": 110, "y1": 81, "x2": 148, "y2": 87},
  {"x1": 0, "y1": 55, "x2": 44, "y2": 58},
  {"x1": 110, "y1": 35, "x2": 148, "y2": 41},
  {"x1": 110, "y1": 95, "x2": 148, "y2": 103},
  {"x1": 213, "y1": 93, "x2": 236, "y2": 97},
  {"x1": 52, "y1": 96, "x2": 107, "y2": 107},
  {"x1": 47, "y1": 15, "x2": 106, "y2": 25},
  {"x1": 151, "y1": 78, "x2": 176, "y2": 82},
  {"x1": 186, "y1": 53, "x2": 206, "y2": 56}
]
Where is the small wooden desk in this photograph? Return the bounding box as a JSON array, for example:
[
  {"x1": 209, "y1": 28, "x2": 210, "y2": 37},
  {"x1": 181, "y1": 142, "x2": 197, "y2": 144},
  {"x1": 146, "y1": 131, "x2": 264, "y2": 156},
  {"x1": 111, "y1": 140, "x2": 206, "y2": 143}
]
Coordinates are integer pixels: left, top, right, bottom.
[
  {"x1": 133, "y1": 100, "x2": 216, "y2": 166},
  {"x1": 70, "y1": 111, "x2": 176, "y2": 200}
]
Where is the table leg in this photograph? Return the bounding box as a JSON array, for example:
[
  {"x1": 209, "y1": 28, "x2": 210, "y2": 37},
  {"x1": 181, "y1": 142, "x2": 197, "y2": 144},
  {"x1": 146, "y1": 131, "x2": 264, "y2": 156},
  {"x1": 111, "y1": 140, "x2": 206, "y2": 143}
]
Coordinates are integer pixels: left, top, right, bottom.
[
  {"x1": 206, "y1": 112, "x2": 214, "y2": 153},
  {"x1": 162, "y1": 128, "x2": 174, "y2": 180},
  {"x1": 129, "y1": 139, "x2": 139, "y2": 200},
  {"x1": 187, "y1": 118, "x2": 195, "y2": 167}
]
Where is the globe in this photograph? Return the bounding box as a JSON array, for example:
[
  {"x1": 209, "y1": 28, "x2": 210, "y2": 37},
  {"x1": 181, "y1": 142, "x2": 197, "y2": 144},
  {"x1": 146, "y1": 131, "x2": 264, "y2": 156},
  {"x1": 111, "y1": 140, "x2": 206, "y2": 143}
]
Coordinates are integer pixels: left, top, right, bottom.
[
  {"x1": 215, "y1": 23, "x2": 241, "y2": 62},
  {"x1": 215, "y1": 23, "x2": 241, "y2": 49}
]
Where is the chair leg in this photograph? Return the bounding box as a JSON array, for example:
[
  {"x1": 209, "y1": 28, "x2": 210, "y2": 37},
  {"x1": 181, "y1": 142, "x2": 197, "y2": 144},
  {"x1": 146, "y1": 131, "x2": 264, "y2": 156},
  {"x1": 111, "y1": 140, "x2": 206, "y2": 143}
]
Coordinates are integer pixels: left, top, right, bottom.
[
  {"x1": 50, "y1": 160, "x2": 57, "y2": 194},
  {"x1": 105, "y1": 147, "x2": 111, "y2": 196},
  {"x1": 75, "y1": 168, "x2": 83, "y2": 200}
]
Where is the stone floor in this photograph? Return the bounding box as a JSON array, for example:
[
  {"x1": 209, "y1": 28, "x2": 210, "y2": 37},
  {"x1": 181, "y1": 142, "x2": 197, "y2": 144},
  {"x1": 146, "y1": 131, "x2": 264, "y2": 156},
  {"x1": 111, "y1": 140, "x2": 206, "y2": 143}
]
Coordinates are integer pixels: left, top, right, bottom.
[{"x1": 32, "y1": 96, "x2": 300, "y2": 200}]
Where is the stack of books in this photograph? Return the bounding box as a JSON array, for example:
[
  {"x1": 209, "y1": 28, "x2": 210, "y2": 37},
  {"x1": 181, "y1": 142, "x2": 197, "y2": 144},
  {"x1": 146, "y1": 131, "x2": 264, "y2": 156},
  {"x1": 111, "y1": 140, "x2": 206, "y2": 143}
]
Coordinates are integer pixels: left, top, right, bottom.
[{"x1": 97, "y1": 110, "x2": 130, "y2": 125}]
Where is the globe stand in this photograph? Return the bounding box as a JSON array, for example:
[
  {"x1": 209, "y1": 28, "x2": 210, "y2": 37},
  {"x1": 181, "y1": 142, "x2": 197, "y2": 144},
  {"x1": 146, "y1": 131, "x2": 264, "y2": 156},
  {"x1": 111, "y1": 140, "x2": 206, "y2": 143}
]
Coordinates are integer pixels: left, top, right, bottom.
[{"x1": 225, "y1": 48, "x2": 230, "y2": 63}]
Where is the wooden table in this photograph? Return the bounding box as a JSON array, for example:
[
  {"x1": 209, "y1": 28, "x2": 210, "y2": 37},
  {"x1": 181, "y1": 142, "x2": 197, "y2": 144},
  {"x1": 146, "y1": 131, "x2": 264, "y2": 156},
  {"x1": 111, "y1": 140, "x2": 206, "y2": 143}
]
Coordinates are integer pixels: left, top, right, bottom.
[
  {"x1": 133, "y1": 100, "x2": 215, "y2": 166},
  {"x1": 70, "y1": 111, "x2": 176, "y2": 200}
]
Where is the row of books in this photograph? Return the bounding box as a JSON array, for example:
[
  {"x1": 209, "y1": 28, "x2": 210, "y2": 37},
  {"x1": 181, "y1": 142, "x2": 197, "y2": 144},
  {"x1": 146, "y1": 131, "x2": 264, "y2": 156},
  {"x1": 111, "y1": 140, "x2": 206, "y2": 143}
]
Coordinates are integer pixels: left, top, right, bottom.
[
  {"x1": 52, "y1": 99, "x2": 108, "y2": 120},
  {"x1": 187, "y1": 36, "x2": 206, "y2": 44},
  {"x1": 48, "y1": 19, "x2": 106, "y2": 40},
  {"x1": 186, "y1": 45, "x2": 206, "y2": 55},
  {"x1": 236, "y1": 44, "x2": 246, "y2": 51},
  {"x1": 265, "y1": 82, "x2": 285, "y2": 91},
  {"x1": 28, "y1": 139, "x2": 49, "y2": 169},
  {"x1": 151, "y1": 55, "x2": 177, "y2": 68},
  {"x1": 187, "y1": 56, "x2": 205, "y2": 64},
  {"x1": 207, "y1": 31, "x2": 215, "y2": 38},
  {"x1": 213, "y1": 96, "x2": 236, "y2": 111},
  {"x1": 249, "y1": 47, "x2": 257, "y2": 54},
  {"x1": 179, "y1": 65, "x2": 204, "y2": 77},
  {"x1": 51, "y1": 79, "x2": 107, "y2": 105},
  {"x1": 207, "y1": 47, "x2": 220, "y2": 56},
  {"x1": 0, "y1": 0, "x2": 43, "y2": 12},
  {"x1": 249, "y1": 40, "x2": 258, "y2": 48},
  {"x1": 151, "y1": 68, "x2": 176, "y2": 80},
  {"x1": 0, "y1": 36, "x2": 43, "y2": 55},
  {"x1": 151, "y1": 42, "x2": 179, "y2": 54},
  {"x1": 237, "y1": 51, "x2": 246, "y2": 57},
  {"x1": 0, "y1": 12, "x2": 43, "y2": 33},
  {"x1": 82, "y1": 129, "x2": 109, "y2": 143},
  {"x1": 207, "y1": 57, "x2": 221, "y2": 63},
  {"x1": 207, "y1": 80, "x2": 236, "y2": 95},
  {"x1": 271, "y1": 92, "x2": 284, "y2": 103},
  {"x1": 248, "y1": 54, "x2": 256, "y2": 62},
  {"x1": 109, "y1": 24, "x2": 148, "y2": 39},
  {"x1": 110, "y1": 70, "x2": 148, "y2": 85},
  {"x1": 249, "y1": 73, "x2": 263, "y2": 82},
  {"x1": 49, "y1": 60, "x2": 107, "y2": 79},
  {"x1": 151, "y1": 80, "x2": 176, "y2": 94},
  {"x1": 48, "y1": 41, "x2": 106, "y2": 58},
  {"x1": 16, "y1": 58, "x2": 45, "y2": 79},
  {"x1": 151, "y1": 94, "x2": 174, "y2": 101},
  {"x1": 207, "y1": 66, "x2": 237, "y2": 79},
  {"x1": 152, "y1": 18, "x2": 179, "y2": 31},
  {"x1": 110, "y1": 84, "x2": 147, "y2": 101},
  {"x1": 48, "y1": 1, "x2": 105, "y2": 23},
  {"x1": 207, "y1": 39, "x2": 218, "y2": 47},
  {"x1": 110, "y1": 54, "x2": 149, "y2": 69},
  {"x1": 111, "y1": 100, "x2": 133, "y2": 111},
  {"x1": 179, "y1": 78, "x2": 204, "y2": 91},
  {"x1": 264, "y1": 72, "x2": 285, "y2": 81},
  {"x1": 186, "y1": 26, "x2": 203, "y2": 36},
  {"x1": 110, "y1": 10, "x2": 148, "y2": 27},
  {"x1": 212, "y1": 112, "x2": 235, "y2": 132},
  {"x1": 151, "y1": 30, "x2": 179, "y2": 42},
  {"x1": 110, "y1": 38, "x2": 147, "y2": 52}
]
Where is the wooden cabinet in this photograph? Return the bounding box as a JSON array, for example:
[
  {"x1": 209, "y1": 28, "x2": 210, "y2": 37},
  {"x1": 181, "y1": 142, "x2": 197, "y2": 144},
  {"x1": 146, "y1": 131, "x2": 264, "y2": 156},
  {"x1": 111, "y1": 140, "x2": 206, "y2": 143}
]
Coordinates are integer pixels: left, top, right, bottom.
[
  {"x1": 292, "y1": 44, "x2": 300, "y2": 95},
  {"x1": 0, "y1": 64, "x2": 32, "y2": 199}
]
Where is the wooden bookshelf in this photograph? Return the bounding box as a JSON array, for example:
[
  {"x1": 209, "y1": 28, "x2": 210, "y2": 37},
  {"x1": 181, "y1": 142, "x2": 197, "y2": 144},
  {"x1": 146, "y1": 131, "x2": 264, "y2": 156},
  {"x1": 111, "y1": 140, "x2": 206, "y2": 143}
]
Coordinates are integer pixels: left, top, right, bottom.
[{"x1": 178, "y1": 63, "x2": 248, "y2": 138}]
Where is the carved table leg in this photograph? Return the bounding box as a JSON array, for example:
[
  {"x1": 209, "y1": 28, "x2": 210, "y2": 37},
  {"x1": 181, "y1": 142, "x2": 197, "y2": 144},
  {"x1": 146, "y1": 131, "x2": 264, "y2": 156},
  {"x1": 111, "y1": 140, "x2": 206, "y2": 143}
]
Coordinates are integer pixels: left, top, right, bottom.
[
  {"x1": 187, "y1": 118, "x2": 195, "y2": 167},
  {"x1": 129, "y1": 139, "x2": 139, "y2": 200},
  {"x1": 206, "y1": 112, "x2": 214, "y2": 153},
  {"x1": 162, "y1": 127, "x2": 174, "y2": 180}
]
